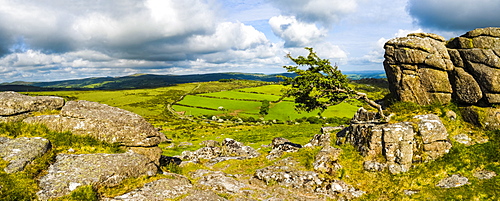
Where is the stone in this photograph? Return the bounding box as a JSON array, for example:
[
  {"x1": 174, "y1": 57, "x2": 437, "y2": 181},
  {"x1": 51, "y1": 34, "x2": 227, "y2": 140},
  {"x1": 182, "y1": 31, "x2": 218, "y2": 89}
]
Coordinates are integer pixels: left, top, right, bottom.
[
  {"x1": 383, "y1": 122, "x2": 415, "y2": 174},
  {"x1": 473, "y1": 170, "x2": 497, "y2": 180},
  {"x1": 324, "y1": 180, "x2": 366, "y2": 200},
  {"x1": 191, "y1": 170, "x2": 246, "y2": 193},
  {"x1": 105, "y1": 173, "x2": 192, "y2": 201},
  {"x1": 453, "y1": 134, "x2": 473, "y2": 145},
  {"x1": 24, "y1": 100, "x2": 165, "y2": 147},
  {"x1": 436, "y1": 174, "x2": 469, "y2": 188},
  {"x1": 200, "y1": 140, "x2": 220, "y2": 147},
  {"x1": 450, "y1": 68, "x2": 483, "y2": 104},
  {"x1": 384, "y1": 32, "x2": 454, "y2": 105},
  {"x1": 363, "y1": 161, "x2": 387, "y2": 172},
  {"x1": 313, "y1": 146, "x2": 342, "y2": 173},
  {"x1": 0, "y1": 137, "x2": 51, "y2": 173},
  {"x1": 181, "y1": 190, "x2": 228, "y2": 201},
  {"x1": 340, "y1": 114, "x2": 452, "y2": 174},
  {"x1": 222, "y1": 138, "x2": 260, "y2": 158},
  {"x1": 266, "y1": 137, "x2": 302, "y2": 160},
  {"x1": 36, "y1": 152, "x2": 157, "y2": 200},
  {"x1": 255, "y1": 164, "x2": 322, "y2": 189},
  {"x1": 305, "y1": 132, "x2": 331, "y2": 147},
  {"x1": 0, "y1": 91, "x2": 64, "y2": 116}
]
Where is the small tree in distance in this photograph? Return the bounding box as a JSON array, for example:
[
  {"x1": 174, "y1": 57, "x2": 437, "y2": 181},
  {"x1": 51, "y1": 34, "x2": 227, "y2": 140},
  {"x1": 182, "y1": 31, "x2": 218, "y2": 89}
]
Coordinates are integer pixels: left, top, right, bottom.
[{"x1": 278, "y1": 47, "x2": 387, "y2": 120}]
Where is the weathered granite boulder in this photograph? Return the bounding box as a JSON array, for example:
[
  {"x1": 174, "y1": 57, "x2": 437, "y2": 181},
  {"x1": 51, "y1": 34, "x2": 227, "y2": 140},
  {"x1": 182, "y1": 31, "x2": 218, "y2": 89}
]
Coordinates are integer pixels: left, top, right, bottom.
[
  {"x1": 255, "y1": 158, "x2": 322, "y2": 189},
  {"x1": 384, "y1": 33, "x2": 453, "y2": 105},
  {"x1": 0, "y1": 137, "x2": 51, "y2": 173},
  {"x1": 0, "y1": 92, "x2": 64, "y2": 122},
  {"x1": 0, "y1": 91, "x2": 65, "y2": 116},
  {"x1": 23, "y1": 100, "x2": 166, "y2": 164},
  {"x1": 37, "y1": 152, "x2": 157, "y2": 200},
  {"x1": 181, "y1": 190, "x2": 228, "y2": 201},
  {"x1": 338, "y1": 110, "x2": 452, "y2": 174},
  {"x1": 179, "y1": 138, "x2": 259, "y2": 165},
  {"x1": 190, "y1": 169, "x2": 247, "y2": 194},
  {"x1": 313, "y1": 145, "x2": 342, "y2": 174},
  {"x1": 266, "y1": 137, "x2": 302, "y2": 160},
  {"x1": 384, "y1": 27, "x2": 500, "y2": 128},
  {"x1": 104, "y1": 173, "x2": 193, "y2": 201},
  {"x1": 24, "y1": 100, "x2": 165, "y2": 147}
]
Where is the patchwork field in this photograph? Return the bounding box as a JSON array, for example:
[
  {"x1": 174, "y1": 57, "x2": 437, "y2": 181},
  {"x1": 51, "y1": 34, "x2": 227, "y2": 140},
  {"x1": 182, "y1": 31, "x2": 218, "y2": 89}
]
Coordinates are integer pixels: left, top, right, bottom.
[{"x1": 172, "y1": 84, "x2": 361, "y2": 121}]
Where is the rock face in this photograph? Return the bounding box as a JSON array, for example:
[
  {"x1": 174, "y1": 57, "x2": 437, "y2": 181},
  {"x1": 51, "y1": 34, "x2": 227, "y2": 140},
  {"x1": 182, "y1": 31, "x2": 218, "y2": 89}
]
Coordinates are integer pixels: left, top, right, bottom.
[
  {"x1": 0, "y1": 137, "x2": 51, "y2": 173},
  {"x1": 384, "y1": 33, "x2": 454, "y2": 105},
  {"x1": 23, "y1": 100, "x2": 166, "y2": 164},
  {"x1": 0, "y1": 92, "x2": 64, "y2": 122},
  {"x1": 338, "y1": 110, "x2": 452, "y2": 174},
  {"x1": 37, "y1": 152, "x2": 157, "y2": 200},
  {"x1": 384, "y1": 27, "x2": 500, "y2": 129}
]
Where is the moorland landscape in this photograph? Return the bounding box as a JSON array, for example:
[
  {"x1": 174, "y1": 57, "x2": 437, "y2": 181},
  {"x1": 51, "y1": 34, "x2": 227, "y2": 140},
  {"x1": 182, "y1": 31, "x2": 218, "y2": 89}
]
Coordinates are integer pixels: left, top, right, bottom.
[{"x1": 1, "y1": 27, "x2": 500, "y2": 200}]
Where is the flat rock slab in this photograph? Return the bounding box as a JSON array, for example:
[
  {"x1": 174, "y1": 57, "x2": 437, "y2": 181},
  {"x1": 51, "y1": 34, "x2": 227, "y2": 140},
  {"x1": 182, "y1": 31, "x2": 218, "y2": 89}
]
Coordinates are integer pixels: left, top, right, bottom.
[
  {"x1": 24, "y1": 100, "x2": 165, "y2": 147},
  {"x1": 0, "y1": 91, "x2": 64, "y2": 116},
  {"x1": 0, "y1": 137, "x2": 51, "y2": 173},
  {"x1": 105, "y1": 174, "x2": 193, "y2": 201},
  {"x1": 37, "y1": 152, "x2": 157, "y2": 200},
  {"x1": 436, "y1": 174, "x2": 469, "y2": 188}
]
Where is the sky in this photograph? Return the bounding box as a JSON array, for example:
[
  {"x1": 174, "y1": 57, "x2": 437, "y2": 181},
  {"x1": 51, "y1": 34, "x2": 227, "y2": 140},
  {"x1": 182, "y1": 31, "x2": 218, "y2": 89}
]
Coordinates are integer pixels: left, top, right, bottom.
[{"x1": 1, "y1": 0, "x2": 500, "y2": 82}]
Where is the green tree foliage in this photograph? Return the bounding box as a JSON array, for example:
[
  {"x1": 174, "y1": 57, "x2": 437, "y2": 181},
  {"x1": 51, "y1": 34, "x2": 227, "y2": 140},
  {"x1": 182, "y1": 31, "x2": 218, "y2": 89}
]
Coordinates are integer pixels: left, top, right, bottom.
[
  {"x1": 278, "y1": 47, "x2": 386, "y2": 119},
  {"x1": 259, "y1": 100, "x2": 270, "y2": 116}
]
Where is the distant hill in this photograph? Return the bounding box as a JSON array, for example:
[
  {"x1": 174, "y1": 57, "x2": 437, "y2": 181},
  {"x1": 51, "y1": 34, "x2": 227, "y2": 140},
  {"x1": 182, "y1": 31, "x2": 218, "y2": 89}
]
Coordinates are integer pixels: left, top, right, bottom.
[{"x1": 0, "y1": 71, "x2": 386, "y2": 91}]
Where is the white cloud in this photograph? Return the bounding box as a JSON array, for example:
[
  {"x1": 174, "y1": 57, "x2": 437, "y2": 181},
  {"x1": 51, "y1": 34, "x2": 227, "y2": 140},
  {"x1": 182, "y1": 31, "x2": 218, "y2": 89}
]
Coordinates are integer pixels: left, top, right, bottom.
[
  {"x1": 408, "y1": 0, "x2": 500, "y2": 31},
  {"x1": 269, "y1": 15, "x2": 327, "y2": 47},
  {"x1": 270, "y1": 0, "x2": 358, "y2": 26}
]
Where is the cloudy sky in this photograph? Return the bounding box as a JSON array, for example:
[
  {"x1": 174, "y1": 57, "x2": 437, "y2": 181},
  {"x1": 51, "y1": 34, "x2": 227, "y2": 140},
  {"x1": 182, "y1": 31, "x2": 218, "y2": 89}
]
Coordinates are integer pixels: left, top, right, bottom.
[{"x1": 1, "y1": 0, "x2": 499, "y2": 82}]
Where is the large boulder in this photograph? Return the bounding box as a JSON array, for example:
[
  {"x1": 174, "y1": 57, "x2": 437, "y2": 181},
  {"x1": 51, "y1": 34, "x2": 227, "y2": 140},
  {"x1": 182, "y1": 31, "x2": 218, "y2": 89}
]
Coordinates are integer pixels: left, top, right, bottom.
[
  {"x1": 384, "y1": 33, "x2": 454, "y2": 105},
  {"x1": 0, "y1": 92, "x2": 64, "y2": 122},
  {"x1": 338, "y1": 112, "x2": 452, "y2": 174},
  {"x1": 24, "y1": 100, "x2": 164, "y2": 147},
  {"x1": 37, "y1": 152, "x2": 157, "y2": 200},
  {"x1": 23, "y1": 100, "x2": 166, "y2": 164},
  {"x1": 0, "y1": 137, "x2": 51, "y2": 173}
]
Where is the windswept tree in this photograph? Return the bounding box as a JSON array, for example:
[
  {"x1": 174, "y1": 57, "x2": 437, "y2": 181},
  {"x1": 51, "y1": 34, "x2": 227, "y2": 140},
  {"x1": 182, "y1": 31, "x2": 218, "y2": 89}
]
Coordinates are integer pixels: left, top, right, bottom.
[{"x1": 278, "y1": 47, "x2": 386, "y2": 120}]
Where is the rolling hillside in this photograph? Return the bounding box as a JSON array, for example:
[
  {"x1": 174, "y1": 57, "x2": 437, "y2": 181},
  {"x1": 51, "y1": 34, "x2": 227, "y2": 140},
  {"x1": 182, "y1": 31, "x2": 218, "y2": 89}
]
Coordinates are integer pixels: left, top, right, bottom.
[{"x1": 1, "y1": 71, "x2": 386, "y2": 91}]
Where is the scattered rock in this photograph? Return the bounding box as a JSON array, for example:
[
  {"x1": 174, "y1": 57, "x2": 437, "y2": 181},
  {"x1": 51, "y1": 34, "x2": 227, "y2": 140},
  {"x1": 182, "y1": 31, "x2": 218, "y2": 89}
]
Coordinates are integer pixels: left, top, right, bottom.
[
  {"x1": 453, "y1": 134, "x2": 473, "y2": 145},
  {"x1": 255, "y1": 164, "x2": 321, "y2": 189},
  {"x1": 191, "y1": 170, "x2": 246, "y2": 194},
  {"x1": 0, "y1": 91, "x2": 64, "y2": 116},
  {"x1": 104, "y1": 173, "x2": 192, "y2": 201},
  {"x1": 37, "y1": 152, "x2": 157, "y2": 200},
  {"x1": 179, "y1": 138, "x2": 259, "y2": 166},
  {"x1": 324, "y1": 180, "x2": 366, "y2": 200},
  {"x1": 363, "y1": 161, "x2": 387, "y2": 172},
  {"x1": 403, "y1": 189, "x2": 420, "y2": 196},
  {"x1": 304, "y1": 132, "x2": 331, "y2": 147},
  {"x1": 181, "y1": 190, "x2": 228, "y2": 201},
  {"x1": 0, "y1": 137, "x2": 51, "y2": 173},
  {"x1": 266, "y1": 137, "x2": 302, "y2": 160},
  {"x1": 473, "y1": 170, "x2": 497, "y2": 180},
  {"x1": 436, "y1": 174, "x2": 469, "y2": 188},
  {"x1": 200, "y1": 140, "x2": 220, "y2": 147},
  {"x1": 222, "y1": 138, "x2": 260, "y2": 158},
  {"x1": 313, "y1": 145, "x2": 342, "y2": 173}
]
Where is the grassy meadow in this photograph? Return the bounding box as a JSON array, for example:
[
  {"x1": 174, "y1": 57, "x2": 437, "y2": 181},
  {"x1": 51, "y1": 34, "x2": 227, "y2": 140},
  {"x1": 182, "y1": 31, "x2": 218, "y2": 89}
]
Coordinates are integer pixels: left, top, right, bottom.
[{"x1": 3, "y1": 78, "x2": 499, "y2": 200}]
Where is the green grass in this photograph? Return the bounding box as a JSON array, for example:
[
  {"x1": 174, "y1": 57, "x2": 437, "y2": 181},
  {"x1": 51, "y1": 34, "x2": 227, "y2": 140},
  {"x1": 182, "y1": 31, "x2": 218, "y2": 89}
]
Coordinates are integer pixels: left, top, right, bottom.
[
  {"x1": 198, "y1": 90, "x2": 281, "y2": 101},
  {"x1": 237, "y1": 84, "x2": 285, "y2": 95}
]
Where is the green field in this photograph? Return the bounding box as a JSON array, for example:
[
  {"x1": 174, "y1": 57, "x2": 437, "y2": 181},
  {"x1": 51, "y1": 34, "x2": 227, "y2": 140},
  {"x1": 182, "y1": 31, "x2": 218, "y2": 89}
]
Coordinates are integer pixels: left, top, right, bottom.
[{"x1": 172, "y1": 84, "x2": 361, "y2": 121}]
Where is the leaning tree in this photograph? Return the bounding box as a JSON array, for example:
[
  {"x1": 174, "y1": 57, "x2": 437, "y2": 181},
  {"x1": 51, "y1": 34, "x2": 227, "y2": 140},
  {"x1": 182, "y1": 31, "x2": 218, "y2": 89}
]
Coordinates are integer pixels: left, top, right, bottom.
[{"x1": 278, "y1": 47, "x2": 387, "y2": 120}]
